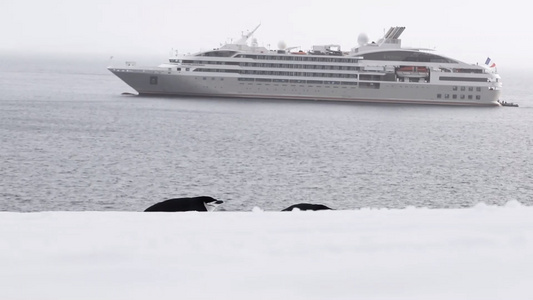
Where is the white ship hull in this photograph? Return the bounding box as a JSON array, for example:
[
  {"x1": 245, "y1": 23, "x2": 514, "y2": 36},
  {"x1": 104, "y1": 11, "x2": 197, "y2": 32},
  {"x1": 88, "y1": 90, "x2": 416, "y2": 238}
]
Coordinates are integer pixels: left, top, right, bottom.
[{"x1": 109, "y1": 68, "x2": 501, "y2": 106}]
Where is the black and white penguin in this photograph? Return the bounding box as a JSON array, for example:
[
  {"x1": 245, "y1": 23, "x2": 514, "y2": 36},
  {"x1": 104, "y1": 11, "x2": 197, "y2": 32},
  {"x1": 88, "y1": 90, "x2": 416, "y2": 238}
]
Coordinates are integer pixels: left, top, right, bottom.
[
  {"x1": 281, "y1": 203, "x2": 333, "y2": 211},
  {"x1": 144, "y1": 196, "x2": 224, "y2": 212}
]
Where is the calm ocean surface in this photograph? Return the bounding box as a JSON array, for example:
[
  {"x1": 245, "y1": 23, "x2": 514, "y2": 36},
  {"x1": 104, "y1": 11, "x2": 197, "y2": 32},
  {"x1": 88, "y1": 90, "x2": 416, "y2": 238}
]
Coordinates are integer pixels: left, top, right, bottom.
[{"x1": 1, "y1": 54, "x2": 532, "y2": 212}]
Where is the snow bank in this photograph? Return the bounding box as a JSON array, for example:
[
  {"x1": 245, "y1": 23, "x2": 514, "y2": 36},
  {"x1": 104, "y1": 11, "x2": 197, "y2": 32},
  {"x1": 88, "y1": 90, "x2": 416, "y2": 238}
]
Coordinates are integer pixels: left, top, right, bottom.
[{"x1": 1, "y1": 202, "x2": 532, "y2": 300}]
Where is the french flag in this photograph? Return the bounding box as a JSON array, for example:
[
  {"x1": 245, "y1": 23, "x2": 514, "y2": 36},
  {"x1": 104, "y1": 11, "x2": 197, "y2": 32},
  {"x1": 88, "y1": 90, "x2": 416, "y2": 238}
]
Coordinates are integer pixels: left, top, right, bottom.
[{"x1": 485, "y1": 57, "x2": 496, "y2": 68}]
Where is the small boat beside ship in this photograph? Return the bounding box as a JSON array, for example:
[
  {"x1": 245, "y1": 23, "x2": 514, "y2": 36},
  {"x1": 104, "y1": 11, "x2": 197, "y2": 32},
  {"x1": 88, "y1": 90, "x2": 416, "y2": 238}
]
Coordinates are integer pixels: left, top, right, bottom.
[{"x1": 498, "y1": 100, "x2": 519, "y2": 107}]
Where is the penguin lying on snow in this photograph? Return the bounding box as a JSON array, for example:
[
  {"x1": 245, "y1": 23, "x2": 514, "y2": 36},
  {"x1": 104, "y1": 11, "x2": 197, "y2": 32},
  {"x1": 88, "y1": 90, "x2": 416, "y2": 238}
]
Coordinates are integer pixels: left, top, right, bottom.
[
  {"x1": 144, "y1": 196, "x2": 224, "y2": 212},
  {"x1": 281, "y1": 203, "x2": 333, "y2": 211}
]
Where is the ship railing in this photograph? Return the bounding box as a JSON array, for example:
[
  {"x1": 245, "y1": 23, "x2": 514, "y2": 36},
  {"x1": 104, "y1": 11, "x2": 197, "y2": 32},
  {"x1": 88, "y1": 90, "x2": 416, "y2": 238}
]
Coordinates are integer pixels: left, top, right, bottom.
[{"x1": 111, "y1": 67, "x2": 167, "y2": 74}]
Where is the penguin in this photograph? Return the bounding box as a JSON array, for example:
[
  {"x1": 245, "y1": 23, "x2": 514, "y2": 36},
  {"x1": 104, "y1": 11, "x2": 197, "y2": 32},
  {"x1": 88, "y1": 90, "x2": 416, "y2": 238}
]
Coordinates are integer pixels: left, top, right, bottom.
[
  {"x1": 281, "y1": 203, "x2": 332, "y2": 211},
  {"x1": 144, "y1": 196, "x2": 224, "y2": 212}
]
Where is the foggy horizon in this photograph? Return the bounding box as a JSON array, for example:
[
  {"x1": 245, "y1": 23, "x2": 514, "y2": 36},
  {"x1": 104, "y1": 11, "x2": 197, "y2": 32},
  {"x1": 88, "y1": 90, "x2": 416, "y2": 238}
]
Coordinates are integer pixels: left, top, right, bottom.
[{"x1": 2, "y1": 0, "x2": 529, "y2": 69}]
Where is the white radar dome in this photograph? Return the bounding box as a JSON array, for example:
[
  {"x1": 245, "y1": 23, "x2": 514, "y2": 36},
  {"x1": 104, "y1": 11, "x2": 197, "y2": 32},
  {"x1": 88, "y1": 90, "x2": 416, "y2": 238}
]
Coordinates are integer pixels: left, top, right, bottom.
[
  {"x1": 277, "y1": 40, "x2": 287, "y2": 50},
  {"x1": 357, "y1": 33, "x2": 369, "y2": 46}
]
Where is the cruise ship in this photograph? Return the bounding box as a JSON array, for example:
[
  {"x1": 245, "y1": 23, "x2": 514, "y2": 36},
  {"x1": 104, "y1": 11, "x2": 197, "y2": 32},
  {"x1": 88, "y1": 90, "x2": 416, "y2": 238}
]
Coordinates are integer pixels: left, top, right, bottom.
[{"x1": 108, "y1": 25, "x2": 502, "y2": 106}]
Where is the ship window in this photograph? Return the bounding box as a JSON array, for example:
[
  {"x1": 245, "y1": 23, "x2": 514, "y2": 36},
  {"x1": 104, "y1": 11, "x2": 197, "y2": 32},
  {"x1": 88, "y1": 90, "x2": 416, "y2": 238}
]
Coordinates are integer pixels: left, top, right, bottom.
[
  {"x1": 444, "y1": 94, "x2": 450, "y2": 99},
  {"x1": 460, "y1": 95, "x2": 465, "y2": 99},
  {"x1": 150, "y1": 76, "x2": 158, "y2": 85},
  {"x1": 198, "y1": 50, "x2": 238, "y2": 57},
  {"x1": 307, "y1": 80, "x2": 323, "y2": 84},
  {"x1": 461, "y1": 87, "x2": 466, "y2": 91},
  {"x1": 476, "y1": 95, "x2": 481, "y2": 100},
  {"x1": 468, "y1": 95, "x2": 473, "y2": 99},
  {"x1": 453, "y1": 86, "x2": 458, "y2": 91},
  {"x1": 440, "y1": 77, "x2": 488, "y2": 82},
  {"x1": 468, "y1": 87, "x2": 474, "y2": 91},
  {"x1": 476, "y1": 87, "x2": 481, "y2": 92},
  {"x1": 437, "y1": 94, "x2": 442, "y2": 99},
  {"x1": 362, "y1": 50, "x2": 458, "y2": 63},
  {"x1": 452, "y1": 95, "x2": 457, "y2": 99},
  {"x1": 454, "y1": 68, "x2": 483, "y2": 74}
]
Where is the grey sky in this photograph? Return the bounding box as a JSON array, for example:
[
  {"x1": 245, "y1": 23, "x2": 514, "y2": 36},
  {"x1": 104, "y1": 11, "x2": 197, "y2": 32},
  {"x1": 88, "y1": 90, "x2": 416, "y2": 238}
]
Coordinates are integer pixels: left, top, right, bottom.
[{"x1": 1, "y1": 0, "x2": 528, "y2": 69}]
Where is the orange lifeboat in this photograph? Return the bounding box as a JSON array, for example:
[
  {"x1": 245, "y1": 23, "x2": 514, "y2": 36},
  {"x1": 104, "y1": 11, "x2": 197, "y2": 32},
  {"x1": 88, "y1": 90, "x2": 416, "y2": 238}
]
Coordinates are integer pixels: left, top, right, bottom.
[
  {"x1": 398, "y1": 66, "x2": 415, "y2": 72},
  {"x1": 396, "y1": 66, "x2": 429, "y2": 78}
]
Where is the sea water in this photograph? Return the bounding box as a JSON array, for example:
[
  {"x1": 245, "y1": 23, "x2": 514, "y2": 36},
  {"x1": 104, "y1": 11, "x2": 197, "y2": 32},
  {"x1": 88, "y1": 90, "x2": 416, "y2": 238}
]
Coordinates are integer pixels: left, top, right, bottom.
[{"x1": 1, "y1": 54, "x2": 532, "y2": 212}]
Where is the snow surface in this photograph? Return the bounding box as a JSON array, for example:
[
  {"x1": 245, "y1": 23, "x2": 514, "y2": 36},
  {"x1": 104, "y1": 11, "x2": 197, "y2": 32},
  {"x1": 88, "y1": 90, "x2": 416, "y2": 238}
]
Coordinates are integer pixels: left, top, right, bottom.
[{"x1": 1, "y1": 201, "x2": 533, "y2": 300}]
